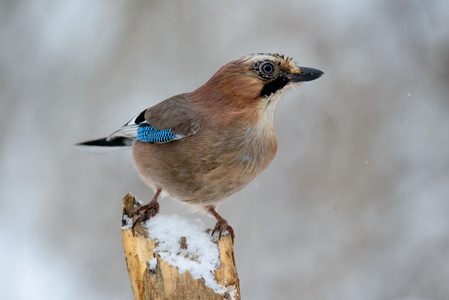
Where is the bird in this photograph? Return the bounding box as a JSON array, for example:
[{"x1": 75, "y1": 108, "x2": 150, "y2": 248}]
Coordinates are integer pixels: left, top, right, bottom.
[{"x1": 77, "y1": 53, "x2": 323, "y2": 242}]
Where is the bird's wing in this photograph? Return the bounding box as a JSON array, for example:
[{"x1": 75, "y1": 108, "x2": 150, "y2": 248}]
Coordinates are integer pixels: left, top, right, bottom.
[{"x1": 107, "y1": 93, "x2": 200, "y2": 144}]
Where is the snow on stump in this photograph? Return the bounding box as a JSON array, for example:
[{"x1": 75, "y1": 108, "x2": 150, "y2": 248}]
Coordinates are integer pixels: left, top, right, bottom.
[{"x1": 121, "y1": 193, "x2": 240, "y2": 300}]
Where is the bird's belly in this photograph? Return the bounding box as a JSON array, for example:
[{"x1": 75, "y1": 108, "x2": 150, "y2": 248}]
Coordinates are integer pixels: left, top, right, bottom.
[{"x1": 132, "y1": 132, "x2": 277, "y2": 210}]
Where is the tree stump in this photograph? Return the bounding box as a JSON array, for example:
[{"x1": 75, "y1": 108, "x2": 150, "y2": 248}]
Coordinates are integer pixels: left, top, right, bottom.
[{"x1": 121, "y1": 194, "x2": 240, "y2": 300}]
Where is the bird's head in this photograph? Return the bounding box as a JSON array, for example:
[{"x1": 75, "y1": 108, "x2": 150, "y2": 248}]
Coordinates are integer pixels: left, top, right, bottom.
[
  {"x1": 192, "y1": 53, "x2": 323, "y2": 125},
  {"x1": 232, "y1": 53, "x2": 323, "y2": 98}
]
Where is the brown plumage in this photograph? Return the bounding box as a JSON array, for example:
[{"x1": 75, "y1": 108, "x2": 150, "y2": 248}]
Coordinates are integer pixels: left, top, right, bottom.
[{"x1": 77, "y1": 53, "x2": 323, "y2": 241}]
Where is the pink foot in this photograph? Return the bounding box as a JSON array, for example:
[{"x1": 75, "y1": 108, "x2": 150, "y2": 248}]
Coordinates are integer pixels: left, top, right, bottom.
[
  {"x1": 132, "y1": 189, "x2": 161, "y2": 228},
  {"x1": 132, "y1": 201, "x2": 160, "y2": 228},
  {"x1": 210, "y1": 208, "x2": 235, "y2": 243}
]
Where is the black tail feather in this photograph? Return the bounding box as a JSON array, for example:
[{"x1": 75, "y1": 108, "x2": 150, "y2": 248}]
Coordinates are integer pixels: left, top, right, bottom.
[
  {"x1": 74, "y1": 137, "x2": 134, "y2": 154},
  {"x1": 77, "y1": 137, "x2": 133, "y2": 147}
]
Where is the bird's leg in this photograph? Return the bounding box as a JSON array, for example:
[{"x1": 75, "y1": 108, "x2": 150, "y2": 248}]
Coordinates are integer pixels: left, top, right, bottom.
[
  {"x1": 210, "y1": 208, "x2": 235, "y2": 243},
  {"x1": 132, "y1": 188, "x2": 162, "y2": 228}
]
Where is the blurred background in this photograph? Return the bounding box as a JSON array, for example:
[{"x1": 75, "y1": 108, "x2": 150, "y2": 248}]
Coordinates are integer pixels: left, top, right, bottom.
[{"x1": 1, "y1": 0, "x2": 449, "y2": 299}]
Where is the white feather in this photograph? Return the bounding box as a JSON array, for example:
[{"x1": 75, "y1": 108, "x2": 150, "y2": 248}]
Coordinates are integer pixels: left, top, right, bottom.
[{"x1": 71, "y1": 143, "x2": 128, "y2": 154}]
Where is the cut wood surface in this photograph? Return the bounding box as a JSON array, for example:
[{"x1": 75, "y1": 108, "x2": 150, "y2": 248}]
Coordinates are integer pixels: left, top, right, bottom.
[{"x1": 121, "y1": 193, "x2": 240, "y2": 300}]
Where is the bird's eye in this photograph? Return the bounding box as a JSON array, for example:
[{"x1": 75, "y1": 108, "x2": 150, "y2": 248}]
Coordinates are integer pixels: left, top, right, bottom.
[{"x1": 260, "y1": 62, "x2": 275, "y2": 75}]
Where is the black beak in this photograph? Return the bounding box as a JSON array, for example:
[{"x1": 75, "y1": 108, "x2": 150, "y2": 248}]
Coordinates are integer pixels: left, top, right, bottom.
[{"x1": 288, "y1": 67, "x2": 324, "y2": 82}]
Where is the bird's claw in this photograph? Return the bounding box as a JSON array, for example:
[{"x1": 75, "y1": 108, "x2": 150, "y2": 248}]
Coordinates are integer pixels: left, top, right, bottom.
[
  {"x1": 131, "y1": 201, "x2": 160, "y2": 228},
  {"x1": 212, "y1": 219, "x2": 235, "y2": 243}
]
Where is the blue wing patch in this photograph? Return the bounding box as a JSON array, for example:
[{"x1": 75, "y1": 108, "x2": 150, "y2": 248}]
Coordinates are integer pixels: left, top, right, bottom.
[{"x1": 136, "y1": 125, "x2": 177, "y2": 143}]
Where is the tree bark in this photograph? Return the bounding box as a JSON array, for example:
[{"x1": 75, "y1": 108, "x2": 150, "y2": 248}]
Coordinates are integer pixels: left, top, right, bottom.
[{"x1": 121, "y1": 194, "x2": 240, "y2": 300}]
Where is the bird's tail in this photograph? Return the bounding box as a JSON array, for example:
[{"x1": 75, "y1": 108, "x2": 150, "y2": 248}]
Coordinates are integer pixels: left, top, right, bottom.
[{"x1": 73, "y1": 137, "x2": 134, "y2": 154}]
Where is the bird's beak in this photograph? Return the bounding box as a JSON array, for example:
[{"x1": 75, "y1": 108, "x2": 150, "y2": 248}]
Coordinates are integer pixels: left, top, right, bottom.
[{"x1": 288, "y1": 67, "x2": 324, "y2": 82}]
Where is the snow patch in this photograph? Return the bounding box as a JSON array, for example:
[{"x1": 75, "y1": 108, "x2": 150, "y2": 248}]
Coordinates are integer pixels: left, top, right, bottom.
[
  {"x1": 148, "y1": 257, "x2": 158, "y2": 276},
  {"x1": 121, "y1": 213, "x2": 133, "y2": 229},
  {"x1": 144, "y1": 215, "x2": 225, "y2": 294}
]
